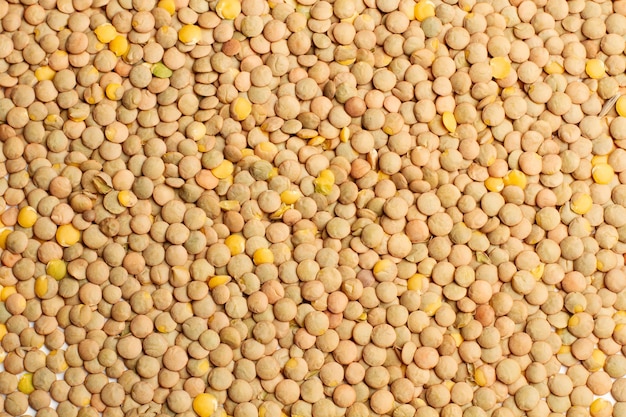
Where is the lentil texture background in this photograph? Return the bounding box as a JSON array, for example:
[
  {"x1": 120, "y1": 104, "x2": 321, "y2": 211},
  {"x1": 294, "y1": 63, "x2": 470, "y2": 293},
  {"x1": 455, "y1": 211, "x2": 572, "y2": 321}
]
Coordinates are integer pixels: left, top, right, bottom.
[{"x1": 0, "y1": 0, "x2": 625, "y2": 417}]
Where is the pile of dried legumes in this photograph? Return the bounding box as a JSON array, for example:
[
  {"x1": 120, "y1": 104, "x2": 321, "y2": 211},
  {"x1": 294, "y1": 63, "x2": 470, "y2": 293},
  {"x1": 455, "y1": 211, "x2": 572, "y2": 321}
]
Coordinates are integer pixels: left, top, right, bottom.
[{"x1": 2, "y1": 0, "x2": 626, "y2": 416}]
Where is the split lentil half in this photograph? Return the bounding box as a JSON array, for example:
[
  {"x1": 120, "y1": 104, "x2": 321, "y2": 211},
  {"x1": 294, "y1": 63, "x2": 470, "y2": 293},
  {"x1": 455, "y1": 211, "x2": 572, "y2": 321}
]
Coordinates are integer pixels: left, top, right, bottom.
[{"x1": 0, "y1": 0, "x2": 625, "y2": 416}]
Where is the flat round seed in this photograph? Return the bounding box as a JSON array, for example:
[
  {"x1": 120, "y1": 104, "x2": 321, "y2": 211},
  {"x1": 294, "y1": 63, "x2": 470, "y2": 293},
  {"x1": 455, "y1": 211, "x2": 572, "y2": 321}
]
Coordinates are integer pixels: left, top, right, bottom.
[{"x1": 1, "y1": 0, "x2": 625, "y2": 415}]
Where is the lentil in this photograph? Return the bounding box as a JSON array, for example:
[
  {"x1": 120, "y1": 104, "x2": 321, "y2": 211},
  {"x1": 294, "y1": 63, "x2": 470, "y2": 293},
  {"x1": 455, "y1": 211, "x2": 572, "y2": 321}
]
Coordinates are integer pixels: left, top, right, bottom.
[{"x1": 0, "y1": 1, "x2": 623, "y2": 416}]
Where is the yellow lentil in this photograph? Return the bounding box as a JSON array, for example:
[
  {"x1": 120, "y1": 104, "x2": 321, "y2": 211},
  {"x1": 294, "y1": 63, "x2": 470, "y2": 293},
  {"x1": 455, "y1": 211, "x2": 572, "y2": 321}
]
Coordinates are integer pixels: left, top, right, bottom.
[
  {"x1": 193, "y1": 393, "x2": 219, "y2": 417},
  {"x1": 414, "y1": 1, "x2": 435, "y2": 21},
  {"x1": 585, "y1": 59, "x2": 606, "y2": 79},
  {"x1": 314, "y1": 169, "x2": 335, "y2": 195},
  {"x1": 157, "y1": 0, "x2": 176, "y2": 15},
  {"x1": 17, "y1": 206, "x2": 37, "y2": 228},
  {"x1": 212, "y1": 160, "x2": 234, "y2": 179},
  {"x1": 253, "y1": 248, "x2": 274, "y2": 265},
  {"x1": 56, "y1": 224, "x2": 81, "y2": 247},
  {"x1": 592, "y1": 163, "x2": 614, "y2": 184},
  {"x1": 94, "y1": 24, "x2": 118, "y2": 44},
  {"x1": 34, "y1": 66, "x2": 56, "y2": 81},
  {"x1": 178, "y1": 25, "x2": 202, "y2": 45},
  {"x1": 225, "y1": 234, "x2": 246, "y2": 256},
  {"x1": 616, "y1": 96, "x2": 626, "y2": 117},
  {"x1": 17, "y1": 373, "x2": 34, "y2": 395},
  {"x1": 490, "y1": 57, "x2": 512, "y2": 79},
  {"x1": 46, "y1": 260, "x2": 67, "y2": 281},
  {"x1": 109, "y1": 35, "x2": 129, "y2": 56},
  {"x1": 570, "y1": 193, "x2": 593, "y2": 215},
  {"x1": 503, "y1": 170, "x2": 527, "y2": 189}
]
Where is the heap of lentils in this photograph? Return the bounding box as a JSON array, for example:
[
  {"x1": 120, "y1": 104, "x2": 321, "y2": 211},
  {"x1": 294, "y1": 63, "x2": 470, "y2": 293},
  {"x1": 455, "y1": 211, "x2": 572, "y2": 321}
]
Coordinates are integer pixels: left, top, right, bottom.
[{"x1": 3, "y1": 0, "x2": 626, "y2": 416}]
